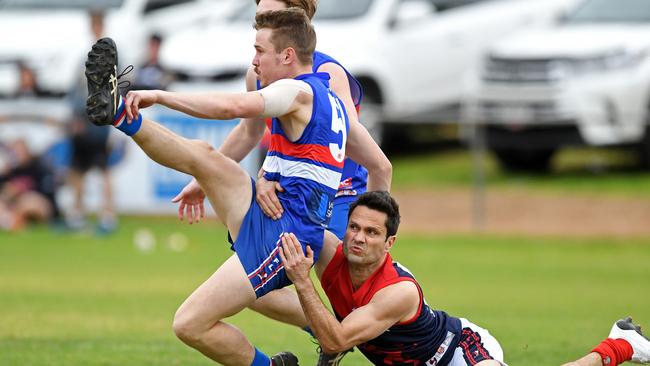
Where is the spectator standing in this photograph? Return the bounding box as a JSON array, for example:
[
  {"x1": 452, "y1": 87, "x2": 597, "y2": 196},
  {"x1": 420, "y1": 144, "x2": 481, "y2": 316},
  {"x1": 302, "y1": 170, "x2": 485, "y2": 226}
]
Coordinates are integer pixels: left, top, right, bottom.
[
  {"x1": 66, "y1": 10, "x2": 116, "y2": 234},
  {"x1": 131, "y1": 34, "x2": 172, "y2": 91},
  {"x1": 15, "y1": 61, "x2": 46, "y2": 98}
]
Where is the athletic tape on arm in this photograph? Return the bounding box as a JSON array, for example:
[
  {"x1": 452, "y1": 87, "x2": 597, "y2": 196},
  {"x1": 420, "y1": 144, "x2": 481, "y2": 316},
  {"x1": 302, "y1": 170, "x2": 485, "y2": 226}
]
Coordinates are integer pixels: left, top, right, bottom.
[{"x1": 258, "y1": 79, "x2": 312, "y2": 118}]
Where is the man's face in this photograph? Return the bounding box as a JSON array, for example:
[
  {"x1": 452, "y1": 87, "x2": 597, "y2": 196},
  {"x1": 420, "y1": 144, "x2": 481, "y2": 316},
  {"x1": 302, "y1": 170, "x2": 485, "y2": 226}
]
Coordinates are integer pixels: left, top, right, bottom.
[
  {"x1": 343, "y1": 206, "x2": 395, "y2": 266},
  {"x1": 256, "y1": 0, "x2": 287, "y2": 14},
  {"x1": 252, "y1": 0, "x2": 289, "y2": 87},
  {"x1": 252, "y1": 28, "x2": 285, "y2": 87}
]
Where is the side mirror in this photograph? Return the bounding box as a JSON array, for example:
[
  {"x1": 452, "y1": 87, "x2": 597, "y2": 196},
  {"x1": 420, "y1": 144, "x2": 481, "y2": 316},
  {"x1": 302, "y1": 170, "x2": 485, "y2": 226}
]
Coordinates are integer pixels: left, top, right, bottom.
[{"x1": 390, "y1": 1, "x2": 436, "y2": 29}]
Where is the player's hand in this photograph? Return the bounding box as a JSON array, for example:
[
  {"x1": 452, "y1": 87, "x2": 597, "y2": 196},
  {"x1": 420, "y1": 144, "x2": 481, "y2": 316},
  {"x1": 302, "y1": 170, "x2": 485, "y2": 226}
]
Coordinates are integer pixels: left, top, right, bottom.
[
  {"x1": 255, "y1": 176, "x2": 285, "y2": 220},
  {"x1": 171, "y1": 178, "x2": 206, "y2": 224},
  {"x1": 279, "y1": 232, "x2": 314, "y2": 285},
  {"x1": 125, "y1": 90, "x2": 158, "y2": 122}
]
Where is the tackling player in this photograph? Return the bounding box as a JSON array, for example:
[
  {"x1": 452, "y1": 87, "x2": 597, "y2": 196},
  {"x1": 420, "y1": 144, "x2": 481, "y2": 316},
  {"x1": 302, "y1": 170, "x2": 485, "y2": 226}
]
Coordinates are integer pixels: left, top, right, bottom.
[{"x1": 280, "y1": 191, "x2": 650, "y2": 366}]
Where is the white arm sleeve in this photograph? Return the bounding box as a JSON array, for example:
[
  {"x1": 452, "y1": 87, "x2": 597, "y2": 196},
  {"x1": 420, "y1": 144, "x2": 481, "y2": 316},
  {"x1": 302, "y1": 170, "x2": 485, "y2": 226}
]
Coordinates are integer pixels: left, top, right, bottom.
[{"x1": 257, "y1": 79, "x2": 313, "y2": 118}]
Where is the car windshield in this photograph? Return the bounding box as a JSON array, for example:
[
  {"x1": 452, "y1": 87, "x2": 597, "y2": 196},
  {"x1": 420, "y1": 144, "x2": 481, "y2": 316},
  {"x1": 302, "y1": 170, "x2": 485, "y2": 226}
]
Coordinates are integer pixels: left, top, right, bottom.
[
  {"x1": 228, "y1": 0, "x2": 373, "y2": 22},
  {"x1": 564, "y1": 0, "x2": 650, "y2": 23},
  {"x1": 0, "y1": 0, "x2": 124, "y2": 9}
]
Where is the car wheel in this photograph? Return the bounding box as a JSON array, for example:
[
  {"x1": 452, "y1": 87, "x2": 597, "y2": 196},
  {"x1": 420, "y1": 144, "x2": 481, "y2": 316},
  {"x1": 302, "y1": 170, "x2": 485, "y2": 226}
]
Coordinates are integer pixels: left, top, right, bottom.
[
  {"x1": 492, "y1": 148, "x2": 555, "y2": 173},
  {"x1": 637, "y1": 126, "x2": 650, "y2": 170},
  {"x1": 359, "y1": 94, "x2": 383, "y2": 146}
]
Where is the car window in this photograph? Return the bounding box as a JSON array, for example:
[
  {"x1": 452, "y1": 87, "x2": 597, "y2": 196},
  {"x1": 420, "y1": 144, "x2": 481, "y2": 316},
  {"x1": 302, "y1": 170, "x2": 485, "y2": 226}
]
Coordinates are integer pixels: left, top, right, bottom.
[
  {"x1": 0, "y1": 0, "x2": 124, "y2": 9},
  {"x1": 564, "y1": 0, "x2": 650, "y2": 23},
  {"x1": 144, "y1": 0, "x2": 195, "y2": 14}
]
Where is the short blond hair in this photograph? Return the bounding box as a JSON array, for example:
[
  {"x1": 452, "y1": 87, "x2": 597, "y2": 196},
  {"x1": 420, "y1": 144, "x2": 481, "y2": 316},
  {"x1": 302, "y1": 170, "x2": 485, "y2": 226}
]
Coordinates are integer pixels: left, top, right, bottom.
[{"x1": 255, "y1": 8, "x2": 316, "y2": 65}]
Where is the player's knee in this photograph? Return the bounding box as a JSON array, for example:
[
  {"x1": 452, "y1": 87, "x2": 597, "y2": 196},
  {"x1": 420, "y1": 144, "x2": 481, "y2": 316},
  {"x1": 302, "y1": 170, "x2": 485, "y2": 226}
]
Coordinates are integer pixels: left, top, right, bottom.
[
  {"x1": 185, "y1": 139, "x2": 219, "y2": 174},
  {"x1": 187, "y1": 139, "x2": 227, "y2": 175},
  {"x1": 190, "y1": 139, "x2": 215, "y2": 154},
  {"x1": 172, "y1": 310, "x2": 203, "y2": 346}
]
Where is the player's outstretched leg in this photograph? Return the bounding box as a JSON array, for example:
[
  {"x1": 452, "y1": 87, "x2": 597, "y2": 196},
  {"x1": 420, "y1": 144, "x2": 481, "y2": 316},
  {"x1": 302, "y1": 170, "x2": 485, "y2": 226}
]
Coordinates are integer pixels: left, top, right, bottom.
[
  {"x1": 563, "y1": 317, "x2": 650, "y2": 366},
  {"x1": 86, "y1": 38, "x2": 270, "y2": 366}
]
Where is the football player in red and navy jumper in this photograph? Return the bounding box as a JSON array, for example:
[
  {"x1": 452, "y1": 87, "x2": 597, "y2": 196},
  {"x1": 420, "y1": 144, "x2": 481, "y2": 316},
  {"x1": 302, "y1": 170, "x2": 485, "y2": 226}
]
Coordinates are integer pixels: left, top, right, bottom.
[{"x1": 280, "y1": 191, "x2": 506, "y2": 366}]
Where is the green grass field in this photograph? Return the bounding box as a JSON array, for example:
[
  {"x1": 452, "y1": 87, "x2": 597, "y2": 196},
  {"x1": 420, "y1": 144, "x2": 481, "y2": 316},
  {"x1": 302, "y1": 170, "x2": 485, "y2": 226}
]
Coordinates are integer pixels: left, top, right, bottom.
[
  {"x1": 1, "y1": 148, "x2": 649, "y2": 365},
  {"x1": 1, "y1": 216, "x2": 649, "y2": 366}
]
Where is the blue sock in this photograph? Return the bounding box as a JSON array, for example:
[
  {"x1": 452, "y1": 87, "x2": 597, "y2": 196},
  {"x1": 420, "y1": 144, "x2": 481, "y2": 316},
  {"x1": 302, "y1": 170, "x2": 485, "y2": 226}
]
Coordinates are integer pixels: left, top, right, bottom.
[
  {"x1": 113, "y1": 96, "x2": 142, "y2": 136},
  {"x1": 250, "y1": 347, "x2": 271, "y2": 366},
  {"x1": 303, "y1": 326, "x2": 314, "y2": 337}
]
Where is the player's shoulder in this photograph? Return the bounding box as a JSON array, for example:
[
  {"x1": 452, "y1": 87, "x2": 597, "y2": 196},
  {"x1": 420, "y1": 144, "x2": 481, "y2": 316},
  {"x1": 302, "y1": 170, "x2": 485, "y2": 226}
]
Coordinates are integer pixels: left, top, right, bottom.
[
  {"x1": 265, "y1": 78, "x2": 312, "y2": 93},
  {"x1": 315, "y1": 59, "x2": 346, "y2": 76},
  {"x1": 377, "y1": 278, "x2": 419, "y2": 296},
  {"x1": 370, "y1": 281, "x2": 420, "y2": 315}
]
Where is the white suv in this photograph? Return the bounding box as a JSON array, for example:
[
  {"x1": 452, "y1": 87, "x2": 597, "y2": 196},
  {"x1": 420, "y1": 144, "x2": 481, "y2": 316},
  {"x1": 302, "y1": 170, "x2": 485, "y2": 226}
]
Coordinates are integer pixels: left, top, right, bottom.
[
  {"x1": 0, "y1": 0, "x2": 237, "y2": 97},
  {"x1": 160, "y1": 0, "x2": 576, "y2": 144},
  {"x1": 463, "y1": 0, "x2": 650, "y2": 170}
]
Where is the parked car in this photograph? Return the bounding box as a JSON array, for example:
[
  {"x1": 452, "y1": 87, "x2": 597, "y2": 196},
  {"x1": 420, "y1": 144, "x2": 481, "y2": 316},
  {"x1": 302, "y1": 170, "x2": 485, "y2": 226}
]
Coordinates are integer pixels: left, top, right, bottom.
[
  {"x1": 463, "y1": 0, "x2": 650, "y2": 171},
  {"x1": 0, "y1": 0, "x2": 237, "y2": 97},
  {"x1": 160, "y1": 0, "x2": 577, "y2": 144}
]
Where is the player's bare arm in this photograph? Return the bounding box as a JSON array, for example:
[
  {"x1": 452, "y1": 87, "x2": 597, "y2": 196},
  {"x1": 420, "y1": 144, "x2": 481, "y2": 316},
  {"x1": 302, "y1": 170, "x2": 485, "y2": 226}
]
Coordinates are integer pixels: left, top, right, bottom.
[
  {"x1": 125, "y1": 89, "x2": 265, "y2": 122},
  {"x1": 327, "y1": 282, "x2": 419, "y2": 352},
  {"x1": 124, "y1": 69, "x2": 314, "y2": 124},
  {"x1": 318, "y1": 62, "x2": 392, "y2": 192},
  {"x1": 280, "y1": 233, "x2": 419, "y2": 354},
  {"x1": 345, "y1": 120, "x2": 392, "y2": 191}
]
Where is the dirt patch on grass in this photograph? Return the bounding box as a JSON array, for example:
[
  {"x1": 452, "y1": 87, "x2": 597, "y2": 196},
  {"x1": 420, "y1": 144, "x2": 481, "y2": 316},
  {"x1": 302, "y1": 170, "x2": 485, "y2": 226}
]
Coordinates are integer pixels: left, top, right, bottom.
[{"x1": 393, "y1": 188, "x2": 650, "y2": 237}]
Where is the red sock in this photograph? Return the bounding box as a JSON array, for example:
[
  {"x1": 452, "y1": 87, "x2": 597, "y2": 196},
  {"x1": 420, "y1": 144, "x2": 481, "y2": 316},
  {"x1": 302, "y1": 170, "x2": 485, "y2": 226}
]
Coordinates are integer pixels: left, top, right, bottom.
[{"x1": 592, "y1": 338, "x2": 634, "y2": 366}]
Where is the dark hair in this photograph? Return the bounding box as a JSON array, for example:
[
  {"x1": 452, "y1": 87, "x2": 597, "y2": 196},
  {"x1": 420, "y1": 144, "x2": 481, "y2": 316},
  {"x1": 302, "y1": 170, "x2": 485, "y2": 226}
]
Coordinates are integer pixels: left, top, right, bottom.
[
  {"x1": 254, "y1": 0, "x2": 317, "y2": 19},
  {"x1": 254, "y1": 8, "x2": 316, "y2": 65},
  {"x1": 150, "y1": 33, "x2": 163, "y2": 44},
  {"x1": 349, "y1": 191, "x2": 401, "y2": 238}
]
